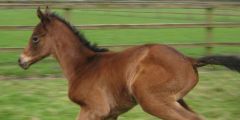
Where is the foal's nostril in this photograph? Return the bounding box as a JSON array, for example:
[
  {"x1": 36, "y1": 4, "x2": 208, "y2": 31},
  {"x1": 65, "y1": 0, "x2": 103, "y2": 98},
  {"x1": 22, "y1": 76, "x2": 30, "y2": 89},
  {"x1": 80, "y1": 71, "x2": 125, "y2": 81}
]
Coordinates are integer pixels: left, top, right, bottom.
[
  {"x1": 18, "y1": 58, "x2": 23, "y2": 66},
  {"x1": 18, "y1": 58, "x2": 21, "y2": 64},
  {"x1": 18, "y1": 58, "x2": 24, "y2": 67}
]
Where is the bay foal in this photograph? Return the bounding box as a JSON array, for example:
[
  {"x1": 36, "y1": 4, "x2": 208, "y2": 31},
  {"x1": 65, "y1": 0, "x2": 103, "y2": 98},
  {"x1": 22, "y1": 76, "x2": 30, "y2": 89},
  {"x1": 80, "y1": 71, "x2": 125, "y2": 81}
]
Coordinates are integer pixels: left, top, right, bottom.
[{"x1": 18, "y1": 8, "x2": 240, "y2": 120}]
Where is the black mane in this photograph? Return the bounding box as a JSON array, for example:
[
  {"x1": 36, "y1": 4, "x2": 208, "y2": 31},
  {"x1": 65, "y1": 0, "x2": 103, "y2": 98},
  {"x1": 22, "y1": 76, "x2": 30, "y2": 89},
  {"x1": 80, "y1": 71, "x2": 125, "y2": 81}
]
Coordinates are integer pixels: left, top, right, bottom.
[{"x1": 50, "y1": 13, "x2": 108, "y2": 52}]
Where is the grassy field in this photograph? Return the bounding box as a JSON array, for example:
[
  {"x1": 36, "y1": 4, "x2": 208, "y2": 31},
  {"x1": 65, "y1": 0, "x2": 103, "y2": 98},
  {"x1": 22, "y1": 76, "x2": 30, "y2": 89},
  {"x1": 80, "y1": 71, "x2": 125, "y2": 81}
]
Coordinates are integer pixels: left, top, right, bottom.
[
  {"x1": 0, "y1": 8, "x2": 239, "y2": 120},
  {"x1": 0, "y1": 70, "x2": 239, "y2": 120}
]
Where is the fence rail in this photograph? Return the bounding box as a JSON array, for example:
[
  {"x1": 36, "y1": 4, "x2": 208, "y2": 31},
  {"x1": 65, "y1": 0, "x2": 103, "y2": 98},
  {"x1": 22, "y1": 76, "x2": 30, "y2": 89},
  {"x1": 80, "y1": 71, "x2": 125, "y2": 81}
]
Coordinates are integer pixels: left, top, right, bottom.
[{"x1": 0, "y1": 23, "x2": 240, "y2": 30}]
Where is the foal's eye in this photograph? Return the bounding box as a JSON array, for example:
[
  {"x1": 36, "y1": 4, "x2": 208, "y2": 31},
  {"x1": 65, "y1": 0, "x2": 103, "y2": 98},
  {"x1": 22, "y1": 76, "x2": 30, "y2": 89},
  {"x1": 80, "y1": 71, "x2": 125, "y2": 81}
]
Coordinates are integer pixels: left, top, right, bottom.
[{"x1": 32, "y1": 36, "x2": 39, "y2": 43}]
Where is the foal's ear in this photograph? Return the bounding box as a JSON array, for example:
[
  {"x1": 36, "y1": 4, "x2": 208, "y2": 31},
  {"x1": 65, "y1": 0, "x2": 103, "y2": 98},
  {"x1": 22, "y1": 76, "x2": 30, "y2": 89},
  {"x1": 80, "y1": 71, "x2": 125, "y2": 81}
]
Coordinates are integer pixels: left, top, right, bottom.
[
  {"x1": 45, "y1": 6, "x2": 50, "y2": 14},
  {"x1": 37, "y1": 7, "x2": 50, "y2": 23},
  {"x1": 37, "y1": 7, "x2": 44, "y2": 20}
]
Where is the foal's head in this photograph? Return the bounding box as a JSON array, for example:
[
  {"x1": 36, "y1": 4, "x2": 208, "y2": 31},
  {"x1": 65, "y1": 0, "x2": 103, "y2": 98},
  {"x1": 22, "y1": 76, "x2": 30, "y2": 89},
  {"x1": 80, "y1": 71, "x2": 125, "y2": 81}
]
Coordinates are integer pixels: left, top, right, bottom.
[
  {"x1": 18, "y1": 8, "x2": 54, "y2": 69},
  {"x1": 18, "y1": 7, "x2": 108, "y2": 70}
]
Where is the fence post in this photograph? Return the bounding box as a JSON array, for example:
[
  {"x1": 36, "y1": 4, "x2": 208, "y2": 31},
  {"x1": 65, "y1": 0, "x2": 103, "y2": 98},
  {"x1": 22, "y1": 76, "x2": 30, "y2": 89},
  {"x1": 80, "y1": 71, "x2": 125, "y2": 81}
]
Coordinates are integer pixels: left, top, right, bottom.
[{"x1": 205, "y1": 7, "x2": 214, "y2": 55}]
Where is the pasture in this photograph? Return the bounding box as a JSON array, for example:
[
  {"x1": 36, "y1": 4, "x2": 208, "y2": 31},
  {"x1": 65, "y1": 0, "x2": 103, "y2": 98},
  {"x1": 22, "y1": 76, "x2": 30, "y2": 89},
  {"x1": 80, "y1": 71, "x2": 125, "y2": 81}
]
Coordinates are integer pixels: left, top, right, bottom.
[
  {"x1": 0, "y1": 71, "x2": 239, "y2": 120},
  {"x1": 0, "y1": 8, "x2": 240, "y2": 120}
]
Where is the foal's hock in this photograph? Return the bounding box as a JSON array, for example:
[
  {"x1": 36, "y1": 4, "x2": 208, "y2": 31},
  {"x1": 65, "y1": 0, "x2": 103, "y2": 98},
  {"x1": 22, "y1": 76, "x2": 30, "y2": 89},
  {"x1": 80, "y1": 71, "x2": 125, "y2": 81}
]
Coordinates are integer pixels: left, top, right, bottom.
[{"x1": 18, "y1": 7, "x2": 240, "y2": 120}]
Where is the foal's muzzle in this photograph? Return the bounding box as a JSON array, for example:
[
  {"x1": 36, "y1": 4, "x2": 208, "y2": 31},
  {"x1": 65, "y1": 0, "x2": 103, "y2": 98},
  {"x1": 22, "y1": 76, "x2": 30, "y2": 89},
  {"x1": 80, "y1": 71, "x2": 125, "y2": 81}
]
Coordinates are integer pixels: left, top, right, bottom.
[
  {"x1": 18, "y1": 57, "x2": 30, "y2": 70},
  {"x1": 18, "y1": 55, "x2": 30, "y2": 70}
]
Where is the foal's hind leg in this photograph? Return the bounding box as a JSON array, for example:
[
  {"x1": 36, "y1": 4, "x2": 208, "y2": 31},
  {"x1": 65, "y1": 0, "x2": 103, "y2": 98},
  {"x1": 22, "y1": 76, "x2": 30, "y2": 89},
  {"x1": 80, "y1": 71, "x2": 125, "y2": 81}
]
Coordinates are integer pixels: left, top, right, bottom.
[
  {"x1": 131, "y1": 70, "x2": 203, "y2": 119},
  {"x1": 133, "y1": 90, "x2": 203, "y2": 120}
]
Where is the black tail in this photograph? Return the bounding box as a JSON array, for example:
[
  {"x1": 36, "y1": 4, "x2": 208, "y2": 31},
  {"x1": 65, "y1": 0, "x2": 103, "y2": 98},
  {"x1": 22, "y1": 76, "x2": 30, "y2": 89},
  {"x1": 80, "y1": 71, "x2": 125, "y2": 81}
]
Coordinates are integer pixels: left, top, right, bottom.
[{"x1": 195, "y1": 55, "x2": 240, "y2": 72}]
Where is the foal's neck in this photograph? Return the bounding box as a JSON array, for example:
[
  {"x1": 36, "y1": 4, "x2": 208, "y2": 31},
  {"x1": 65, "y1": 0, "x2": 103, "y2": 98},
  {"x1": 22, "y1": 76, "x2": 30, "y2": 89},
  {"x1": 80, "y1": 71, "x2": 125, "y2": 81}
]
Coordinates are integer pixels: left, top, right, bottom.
[{"x1": 51, "y1": 21, "x2": 96, "y2": 81}]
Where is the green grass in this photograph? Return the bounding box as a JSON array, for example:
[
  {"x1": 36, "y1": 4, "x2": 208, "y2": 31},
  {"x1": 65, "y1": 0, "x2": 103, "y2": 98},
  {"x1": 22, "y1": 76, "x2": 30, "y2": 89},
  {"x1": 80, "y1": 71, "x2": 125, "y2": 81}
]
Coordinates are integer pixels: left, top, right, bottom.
[{"x1": 0, "y1": 70, "x2": 239, "y2": 120}]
